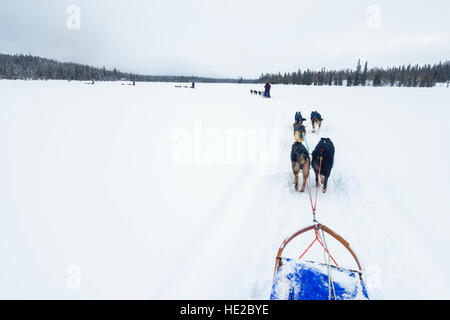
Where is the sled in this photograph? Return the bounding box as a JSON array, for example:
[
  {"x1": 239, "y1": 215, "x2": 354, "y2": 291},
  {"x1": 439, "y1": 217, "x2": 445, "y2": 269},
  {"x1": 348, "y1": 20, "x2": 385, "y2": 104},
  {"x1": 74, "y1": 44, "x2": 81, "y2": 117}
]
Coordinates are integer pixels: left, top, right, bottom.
[{"x1": 270, "y1": 224, "x2": 369, "y2": 300}]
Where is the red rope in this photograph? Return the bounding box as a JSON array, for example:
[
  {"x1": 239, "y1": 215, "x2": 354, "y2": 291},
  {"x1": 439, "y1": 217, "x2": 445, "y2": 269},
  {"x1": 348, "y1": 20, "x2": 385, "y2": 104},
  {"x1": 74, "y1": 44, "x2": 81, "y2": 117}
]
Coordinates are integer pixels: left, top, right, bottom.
[
  {"x1": 314, "y1": 157, "x2": 322, "y2": 210},
  {"x1": 316, "y1": 233, "x2": 339, "y2": 266},
  {"x1": 305, "y1": 157, "x2": 322, "y2": 212},
  {"x1": 299, "y1": 157, "x2": 338, "y2": 266},
  {"x1": 298, "y1": 228, "x2": 339, "y2": 266},
  {"x1": 298, "y1": 238, "x2": 317, "y2": 260}
]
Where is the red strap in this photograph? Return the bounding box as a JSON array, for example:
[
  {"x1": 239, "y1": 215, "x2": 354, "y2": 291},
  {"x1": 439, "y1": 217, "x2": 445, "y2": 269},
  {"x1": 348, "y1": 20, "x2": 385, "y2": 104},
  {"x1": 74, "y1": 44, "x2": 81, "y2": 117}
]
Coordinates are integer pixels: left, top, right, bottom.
[
  {"x1": 306, "y1": 157, "x2": 322, "y2": 212},
  {"x1": 298, "y1": 238, "x2": 317, "y2": 260},
  {"x1": 300, "y1": 158, "x2": 338, "y2": 265},
  {"x1": 298, "y1": 228, "x2": 339, "y2": 266}
]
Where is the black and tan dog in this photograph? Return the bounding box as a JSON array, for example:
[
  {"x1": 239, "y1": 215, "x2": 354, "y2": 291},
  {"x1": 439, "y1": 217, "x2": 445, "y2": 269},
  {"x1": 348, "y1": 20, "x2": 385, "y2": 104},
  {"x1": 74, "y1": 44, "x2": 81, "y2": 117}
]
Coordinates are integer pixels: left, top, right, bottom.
[
  {"x1": 291, "y1": 124, "x2": 310, "y2": 192},
  {"x1": 311, "y1": 138, "x2": 335, "y2": 193},
  {"x1": 310, "y1": 111, "x2": 323, "y2": 133},
  {"x1": 293, "y1": 122, "x2": 306, "y2": 142},
  {"x1": 294, "y1": 111, "x2": 307, "y2": 126}
]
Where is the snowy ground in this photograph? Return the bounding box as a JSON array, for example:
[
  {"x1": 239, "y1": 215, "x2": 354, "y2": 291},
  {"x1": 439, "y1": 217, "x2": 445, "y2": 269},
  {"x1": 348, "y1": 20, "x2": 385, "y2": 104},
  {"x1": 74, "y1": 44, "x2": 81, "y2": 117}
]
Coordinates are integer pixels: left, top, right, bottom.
[{"x1": 1, "y1": 80, "x2": 449, "y2": 299}]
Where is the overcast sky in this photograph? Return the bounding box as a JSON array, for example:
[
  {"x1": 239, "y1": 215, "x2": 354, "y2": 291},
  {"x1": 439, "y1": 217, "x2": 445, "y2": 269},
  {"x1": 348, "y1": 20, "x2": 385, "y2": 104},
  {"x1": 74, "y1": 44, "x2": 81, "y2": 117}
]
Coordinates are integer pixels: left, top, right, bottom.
[{"x1": 0, "y1": 0, "x2": 449, "y2": 78}]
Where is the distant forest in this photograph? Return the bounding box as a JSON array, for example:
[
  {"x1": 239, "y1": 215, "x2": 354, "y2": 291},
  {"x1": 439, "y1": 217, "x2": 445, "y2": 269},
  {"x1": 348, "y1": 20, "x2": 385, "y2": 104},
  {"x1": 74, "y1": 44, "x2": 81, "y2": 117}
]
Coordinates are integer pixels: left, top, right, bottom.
[
  {"x1": 258, "y1": 59, "x2": 450, "y2": 87},
  {"x1": 0, "y1": 53, "x2": 250, "y2": 83},
  {"x1": 1, "y1": 53, "x2": 449, "y2": 87}
]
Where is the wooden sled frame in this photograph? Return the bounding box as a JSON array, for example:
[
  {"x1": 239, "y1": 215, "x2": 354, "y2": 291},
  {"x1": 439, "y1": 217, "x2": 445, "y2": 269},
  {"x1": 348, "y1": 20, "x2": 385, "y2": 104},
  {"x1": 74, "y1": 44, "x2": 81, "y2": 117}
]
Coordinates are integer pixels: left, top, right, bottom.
[{"x1": 273, "y1": 224, "x2": 363, "y2": 280}]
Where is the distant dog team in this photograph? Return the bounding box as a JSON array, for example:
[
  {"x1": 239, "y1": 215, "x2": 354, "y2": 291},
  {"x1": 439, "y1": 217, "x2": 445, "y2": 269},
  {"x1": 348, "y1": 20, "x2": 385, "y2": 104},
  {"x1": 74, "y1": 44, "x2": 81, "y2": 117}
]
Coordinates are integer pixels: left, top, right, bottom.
[{"x1": 250, "y1": 82, "x2": 271, "y2": 98}]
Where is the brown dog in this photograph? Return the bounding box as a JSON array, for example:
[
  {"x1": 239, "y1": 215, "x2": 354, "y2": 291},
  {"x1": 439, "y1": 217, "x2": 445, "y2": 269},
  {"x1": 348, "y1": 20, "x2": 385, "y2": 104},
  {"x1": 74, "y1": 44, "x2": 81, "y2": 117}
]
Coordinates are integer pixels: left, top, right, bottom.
[
  {"x1": 311, "y1": 111, "x2": 323, "y2": 133},
  {"x1": 291, "y1": 124, "x2": 310, "y2": 192},
  {"x1": 293, "y1": 122, "x2": 306, "y2": 142}
]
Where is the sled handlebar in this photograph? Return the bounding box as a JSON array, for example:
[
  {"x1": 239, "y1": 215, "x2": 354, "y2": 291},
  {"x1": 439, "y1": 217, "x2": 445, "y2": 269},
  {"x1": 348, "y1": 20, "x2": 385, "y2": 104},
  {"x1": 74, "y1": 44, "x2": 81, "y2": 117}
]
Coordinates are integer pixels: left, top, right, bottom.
[{"x1": 273, "y1": 224, "x2": 363, "y2": 279}]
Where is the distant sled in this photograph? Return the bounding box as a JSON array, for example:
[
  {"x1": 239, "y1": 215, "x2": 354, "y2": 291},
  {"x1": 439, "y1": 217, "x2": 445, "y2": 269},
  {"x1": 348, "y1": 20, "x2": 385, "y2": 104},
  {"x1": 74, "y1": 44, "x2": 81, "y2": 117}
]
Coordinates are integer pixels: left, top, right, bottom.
[
  {"x1": 270, "y1": 223, "x2": 369, "y2": 300},
  {"x1": 175, "y1": 82, "x2": 195, "y2": 89}
]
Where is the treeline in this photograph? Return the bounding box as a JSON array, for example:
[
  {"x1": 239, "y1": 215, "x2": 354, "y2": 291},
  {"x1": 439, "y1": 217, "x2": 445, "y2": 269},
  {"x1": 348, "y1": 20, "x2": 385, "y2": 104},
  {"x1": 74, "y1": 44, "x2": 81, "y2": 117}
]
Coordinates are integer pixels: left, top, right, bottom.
[
  {"x1": 2, "y1": 53, "x2": 449, "y2": 87},
  {"x1": 0, "y1": 53, "x2": 251, "y2": 83},
  {"x1": 258, "y1": 60, "x2": 450, "y2": 87}
]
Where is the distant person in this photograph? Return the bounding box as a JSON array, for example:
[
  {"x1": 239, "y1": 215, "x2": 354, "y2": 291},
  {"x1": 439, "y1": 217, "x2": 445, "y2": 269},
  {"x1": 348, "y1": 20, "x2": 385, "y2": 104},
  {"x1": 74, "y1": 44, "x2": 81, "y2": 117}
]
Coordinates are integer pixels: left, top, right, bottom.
[
  {"x1": 133, "y1": 80, "x2": 135, "y2": 86},
  {"x1": 264, "y1": 81, "x2": 271, "y2": 98},
  {"x1": 191, "y1": 82, "x2": 195, "y2": 88}
]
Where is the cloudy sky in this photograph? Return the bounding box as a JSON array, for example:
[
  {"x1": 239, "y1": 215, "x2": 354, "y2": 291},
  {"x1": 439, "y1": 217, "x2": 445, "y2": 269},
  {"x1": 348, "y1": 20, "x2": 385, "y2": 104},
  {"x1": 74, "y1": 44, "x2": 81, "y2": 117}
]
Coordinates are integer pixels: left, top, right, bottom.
[{"x1": 0, "y1": 0, "x2": 449, "y2": 78}]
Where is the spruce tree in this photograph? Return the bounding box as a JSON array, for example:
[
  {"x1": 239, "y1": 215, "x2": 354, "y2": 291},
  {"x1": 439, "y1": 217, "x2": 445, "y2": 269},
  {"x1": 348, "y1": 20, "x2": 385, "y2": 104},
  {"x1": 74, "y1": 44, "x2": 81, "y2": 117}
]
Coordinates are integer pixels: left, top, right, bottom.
[
  {"x1": 361, "y1": 61, "x2": 368, "y2": 86},
  {"x1": 373, "y1": 70, "x2": 382, "y2": 86},
  {"x1": 354, "y1": 59, "x2": 362, "y2": 86}
]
